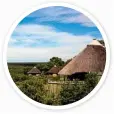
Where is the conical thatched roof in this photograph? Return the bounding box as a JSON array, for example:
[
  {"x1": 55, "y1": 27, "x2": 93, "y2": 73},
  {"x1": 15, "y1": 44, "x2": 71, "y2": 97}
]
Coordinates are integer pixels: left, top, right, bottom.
[
  {"x1": 48, "y1": 65, "x2": 62, "y2": 74},
  {"x1": 89, "y1": 39, "x2": 103, "y2": 46},
  {"x1": 28, "y1": 66, "x2": 41, "y2": 74},
  {"x1": 58, "y1": 39, "x2": 106, "y2": 75}
]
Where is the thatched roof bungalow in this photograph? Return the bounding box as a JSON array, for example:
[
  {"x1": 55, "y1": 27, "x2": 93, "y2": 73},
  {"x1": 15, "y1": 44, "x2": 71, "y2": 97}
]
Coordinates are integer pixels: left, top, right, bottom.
[
  {"x1": 58, "y1": 39, "x2": 106, "y2": 77},
  {"x1": 47, "y1": 65, "x2": 62, "y2": 76},
  {"x1": 27, "y1": 66, "x2": 41, "y2": 76}
]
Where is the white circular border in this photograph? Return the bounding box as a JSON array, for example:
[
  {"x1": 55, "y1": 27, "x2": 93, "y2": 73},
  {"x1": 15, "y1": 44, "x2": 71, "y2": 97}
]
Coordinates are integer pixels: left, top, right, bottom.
[{"x1": 3, "y1": 2, "x2": 110, "y2": 110}]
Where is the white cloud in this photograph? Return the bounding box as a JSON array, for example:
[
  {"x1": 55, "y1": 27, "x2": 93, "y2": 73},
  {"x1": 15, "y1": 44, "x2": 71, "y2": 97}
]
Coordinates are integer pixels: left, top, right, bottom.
[
  {"x1": 9, "y1": 38, "x2": 18, "y2": 44},
  {"x1": 31, "y1": 7, "x2": 95, "y2": 27},
  {"x1": 36, "y1": 14, "x2": 95, "y2": 27},
  {"x1": 30, "y1": 6, "x2": 79, "y2": 18},
  {"x1": 8, "y1": 24, "x2": 96, "y2": 62},
  {"x1": 59, "y1": 14, "x2": 95, "y2": 27},
  {"x1": 12, "y1": 24, "x2": 55, "y2": 35},
  {"x1": 7, "y1": 45, "x2": 86, "y2": 62},
  {"x1": 9, "y1": 24, "x2": 94, "y2": 47}
]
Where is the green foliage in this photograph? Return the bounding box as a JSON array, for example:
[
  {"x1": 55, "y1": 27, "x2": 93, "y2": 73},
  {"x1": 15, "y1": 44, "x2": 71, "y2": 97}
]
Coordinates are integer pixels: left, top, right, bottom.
[
  {"x1": 60, "y1": 73, "x2": 99, "y2": 105},
  {"x1": 12, "y1": 74, "x2": 29, "y2": 82},
  {"x1": 60, "y1": 82, "x2": 86, "y2": 105},
  {"x1": 99, "y1": 40, "x2": 105, "y2": 46},
  {"x1": 49, "y1": 57, "x2": 65, "y2": 67},
  {"x1": 36, "y1": 57, "x2": 65, "y2": 74},
  {"x1": 8, "y1": 63, "x2": 100, "y2": 105},
  {"x1": 24, "y1": 66, "x2": 32, "y2": 75},
  {"x1": 8, "y1": 65, "x2": 29, "y2": 82},
  {"x1": 36, "y1": 63, "x2": 49, "y2": 73},
  {"x1": 48, "y1": 75, "x2": 60, "y2": 81},
  {"x1": 84, "y1": 72, "x2": 99, "y2": 93},
  {"x1": 42, "y1": 92, "x2": 61, "y2": 105},
  {"x1": 16, "y1": 76, "x2": 45, "y2": 103},
  {"x1": 42, "y1": 93, "x2": 55, "y2": 105}
]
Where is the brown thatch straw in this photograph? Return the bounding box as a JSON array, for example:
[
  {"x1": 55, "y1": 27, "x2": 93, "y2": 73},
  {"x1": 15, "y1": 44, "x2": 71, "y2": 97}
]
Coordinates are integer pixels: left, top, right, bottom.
[
  {"x1": 58, "y1": 39, "x2": 106, "y2": 75},
  {"x1": 28, "y1": 66, "x2": 41, "y2": 74},
  {"x1": 48, "y1": 65, "x2": 62, "y2": 74}
]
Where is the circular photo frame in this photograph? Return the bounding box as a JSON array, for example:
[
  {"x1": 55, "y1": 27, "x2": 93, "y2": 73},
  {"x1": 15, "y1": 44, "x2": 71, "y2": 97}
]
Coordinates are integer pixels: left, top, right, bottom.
[{"x1": 3, "y1": 3, "x2": 110, "y2": 110}]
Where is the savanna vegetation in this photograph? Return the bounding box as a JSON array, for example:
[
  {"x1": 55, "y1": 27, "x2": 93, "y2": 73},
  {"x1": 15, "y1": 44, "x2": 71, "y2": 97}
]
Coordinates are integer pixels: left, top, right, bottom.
[{"x1": 8, "y1": 57, "x2": 101, "y2": 105}]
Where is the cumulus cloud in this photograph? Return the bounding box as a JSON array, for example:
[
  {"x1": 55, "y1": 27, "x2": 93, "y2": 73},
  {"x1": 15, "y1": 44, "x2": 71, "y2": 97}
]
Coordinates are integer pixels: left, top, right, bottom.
[
  {"x1": 7, "y1": 7, "x2": 102, "y2": 62},
  {"x1": 7, "y1": 44, "x2": 88, "y2": 62},
  {"x1": 9, "y1": 24, "x2": 94, "y2": 47},
  {"x1": 8, "y1": 24, "x2": 95, "y2": 62}
]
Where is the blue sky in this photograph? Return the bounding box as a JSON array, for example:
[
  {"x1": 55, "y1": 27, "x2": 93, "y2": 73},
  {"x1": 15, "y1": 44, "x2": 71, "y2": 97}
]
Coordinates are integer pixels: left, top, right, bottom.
[{"x1": 8, "y1": 6, "x2": 102, "y2": 62}]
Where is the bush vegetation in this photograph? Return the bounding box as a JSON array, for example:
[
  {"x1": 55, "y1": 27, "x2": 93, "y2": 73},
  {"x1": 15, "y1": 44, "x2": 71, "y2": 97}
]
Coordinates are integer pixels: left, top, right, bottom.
[
  {"x1": 60, "y1": 73, "x2": 99, "y2": 105},
  {"x1": 8, "y1": 57, "x2": 100, "y2": 105}
]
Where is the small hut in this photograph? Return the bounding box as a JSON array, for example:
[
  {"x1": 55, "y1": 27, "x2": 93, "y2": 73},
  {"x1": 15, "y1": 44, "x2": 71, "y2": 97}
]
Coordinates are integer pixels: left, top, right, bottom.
[
  {"x1": 47, "y1": 65, "x2": 62, "y2": 76},
  {"x1": 58, "y1": 39, "x2": 106, "y2": 79},
  {"x1": 27, "y1": 66, "x2": 41, "y2": 76}
]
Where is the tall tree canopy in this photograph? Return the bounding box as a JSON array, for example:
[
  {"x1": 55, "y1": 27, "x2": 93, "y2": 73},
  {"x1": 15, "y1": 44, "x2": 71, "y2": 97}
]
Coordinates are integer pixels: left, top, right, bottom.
[{"x1": 49, "y1": 57, "x2": 65, "y2": 67}]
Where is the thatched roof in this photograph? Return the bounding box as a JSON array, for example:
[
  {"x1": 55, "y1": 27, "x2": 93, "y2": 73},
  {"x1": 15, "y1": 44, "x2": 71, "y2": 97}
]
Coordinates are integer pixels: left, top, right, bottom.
[
  {"x1": 58, "y1": 39, "x2": 106, "y2": 75},
  {"x1": 48, "y1": 65, "x2": 62, "y2": 74},
  {"x1": 89, "y1": 39, "x2": 103, "y2": 46},
  {"x1": 28, "y1": 66, "x2": 41, "y2": 74}
]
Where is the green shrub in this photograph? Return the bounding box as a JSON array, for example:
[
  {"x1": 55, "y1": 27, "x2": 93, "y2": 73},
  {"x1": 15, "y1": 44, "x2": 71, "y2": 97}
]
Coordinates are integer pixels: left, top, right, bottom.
[
  {"x1": 16, "y1": 76, "x2": 45, "y2": 103},
  {"x1": 84, "y1": 72, "x2": 99, "y2": 93},
  {"x1": 60, "y1": 73, "x2": 99, "y2": 105}
]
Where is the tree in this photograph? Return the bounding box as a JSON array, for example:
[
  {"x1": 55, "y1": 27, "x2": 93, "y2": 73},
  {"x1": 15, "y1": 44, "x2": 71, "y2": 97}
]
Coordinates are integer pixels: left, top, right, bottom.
[
  {"x1": 37, "y1": 63, "x2": 48, "y2": 72},
  {"x1": 49, "y1": 57, "x2": 65, "y2": 67},
  {"x1": 36, "y1": 57, "x2": 65, "y2": 74},
  {"x1": 24, "y1": 66, "x2": 32, "y2": 75},
  {"x1": 99, "y1": 40, "x2": 105, "y2": 46}
]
